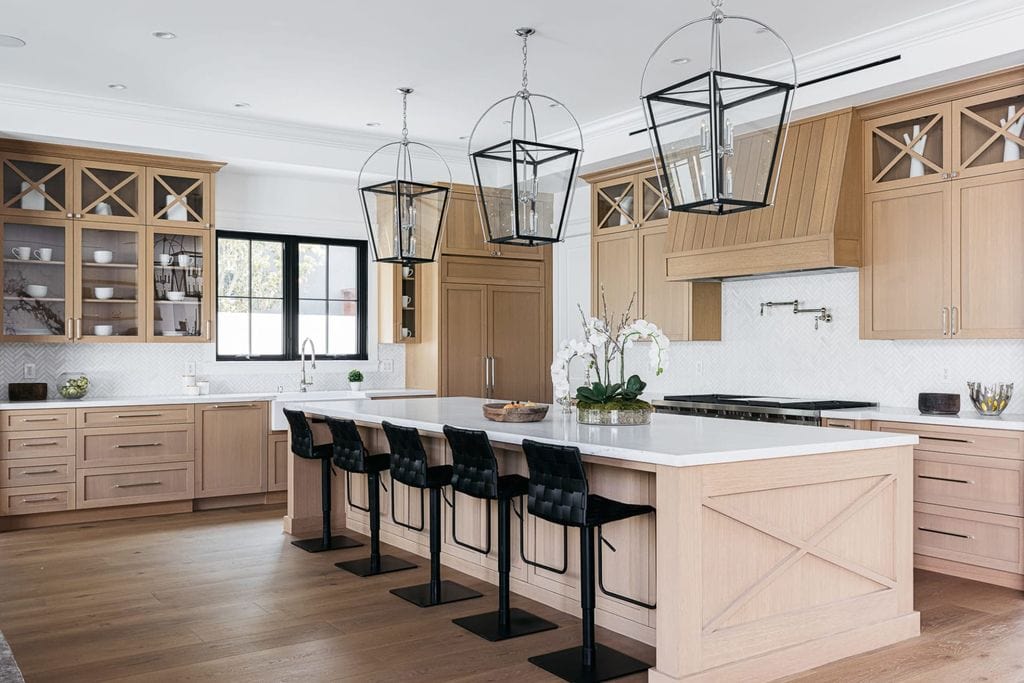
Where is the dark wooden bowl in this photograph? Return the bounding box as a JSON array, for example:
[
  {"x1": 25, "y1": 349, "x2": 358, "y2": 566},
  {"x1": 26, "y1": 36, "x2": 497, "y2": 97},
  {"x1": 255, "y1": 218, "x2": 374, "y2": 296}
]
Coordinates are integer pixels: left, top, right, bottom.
[
  {"x1": 482, "y1": 402, "x2": 549, "y2": 423},
  {"x1": 919, "y1": 392, "x2": 960, "y2": 416}
]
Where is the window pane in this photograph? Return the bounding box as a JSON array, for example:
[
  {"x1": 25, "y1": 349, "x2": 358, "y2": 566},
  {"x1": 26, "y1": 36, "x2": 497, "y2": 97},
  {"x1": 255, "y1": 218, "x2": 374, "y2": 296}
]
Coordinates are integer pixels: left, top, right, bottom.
[
  {"x1": 298, "y1": 243, "x2": 327, "y2": 299},
  {"x1": 298, "y1": 299, "x2": 327, "y2": 352},
  {"x1": 217, "y1": 239, "x2": 249, "y2": 297},
  {"x1": 252, "y1": 299, "x2": 284, "y2": 356},
  {"x1": 217, "y1": 297, "x2": 250, "y2": 356},
  {"x1": 251, "y1": 240, "x2": 284, "y2": 298},
  {"x1": 328, "y1": 300, "x2": 358, "y2": 356},
  {"x1": 328, "y1": 245, "x2": 358, "y2": 300}
]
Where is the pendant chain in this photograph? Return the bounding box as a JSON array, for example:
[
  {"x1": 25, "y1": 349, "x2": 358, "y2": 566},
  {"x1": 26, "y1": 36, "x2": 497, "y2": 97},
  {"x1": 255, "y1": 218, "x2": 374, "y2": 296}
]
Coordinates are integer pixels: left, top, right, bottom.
[
  {"x1": 520, "y1": 32, "x2": 529, "y2": 95},
  {"x1": 401, "y1": 90, "x2": 409, "y2": 143}
]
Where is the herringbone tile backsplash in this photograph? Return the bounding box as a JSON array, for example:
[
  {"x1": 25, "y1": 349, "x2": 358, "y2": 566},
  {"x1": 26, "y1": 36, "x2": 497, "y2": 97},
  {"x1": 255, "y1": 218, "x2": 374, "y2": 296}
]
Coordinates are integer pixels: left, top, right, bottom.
[
  {"x1": 0, "y1": 343, "x2": 406, "y2": 398},
  {"x1": 615, "y1": 271, "x2": 1023, "y2": 410}
]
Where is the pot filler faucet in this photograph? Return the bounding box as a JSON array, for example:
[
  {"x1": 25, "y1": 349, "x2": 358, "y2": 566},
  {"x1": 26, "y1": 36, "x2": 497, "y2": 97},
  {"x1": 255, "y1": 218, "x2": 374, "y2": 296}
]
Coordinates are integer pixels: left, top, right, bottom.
[{"x1": 300, "y1": 337, "x2": 316, "y2": 392}]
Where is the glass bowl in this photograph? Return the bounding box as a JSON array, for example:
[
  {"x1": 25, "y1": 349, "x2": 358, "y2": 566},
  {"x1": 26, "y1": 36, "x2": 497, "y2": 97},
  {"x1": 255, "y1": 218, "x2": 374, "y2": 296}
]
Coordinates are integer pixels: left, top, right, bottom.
[{"x1": 967, "y1": 382, "x2": 1013, "y2": 416}]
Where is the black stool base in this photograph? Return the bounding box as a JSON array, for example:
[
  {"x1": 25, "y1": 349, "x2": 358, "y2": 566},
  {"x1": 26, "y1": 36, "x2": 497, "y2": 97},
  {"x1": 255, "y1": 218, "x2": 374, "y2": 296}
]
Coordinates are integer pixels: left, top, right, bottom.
[
  {"x1": 336, "y1": 555, "x2": 417, "y2": 577},
  {"x1": 290, "y1": 535, "x2": 363, "y2": 553},
  {"x1": 529, "y1": 644, "x2": 650, "y2": 683},
  {"x1": 390, "y1": 580, "x2": 482, "y2": 607},
  {"x1": 452, "y1": 607, "x2": 557, "y2": 641}
]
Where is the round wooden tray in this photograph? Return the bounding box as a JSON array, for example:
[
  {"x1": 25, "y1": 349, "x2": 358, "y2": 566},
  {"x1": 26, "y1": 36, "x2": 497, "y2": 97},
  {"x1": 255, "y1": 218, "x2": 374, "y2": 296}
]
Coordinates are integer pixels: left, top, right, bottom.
[{"x1": 482, "y1": 402, "x2": 549, "y2": 423}]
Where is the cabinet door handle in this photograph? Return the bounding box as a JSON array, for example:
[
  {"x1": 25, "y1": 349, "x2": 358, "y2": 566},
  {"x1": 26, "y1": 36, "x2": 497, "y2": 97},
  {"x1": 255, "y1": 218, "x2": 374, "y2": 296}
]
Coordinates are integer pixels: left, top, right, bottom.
[
  {"x1": 941, "y1": 307, "x2": 949, "y2": 336},
  {"x1": 918, "y1": 474, "x2": 973, "y2": 485},
  {"x1": 22, "y1": 417, "x2": 58, "y2": 423},
  {"x1": 483, "y1": 357, "x2": 490, "y2": 396},
  {"x1": 21, "y1": 496, "x2": 59, "y2": 503},
  {"x1": 113, "y1": 481, "x2": 162, "y2": 489},
  {"x1": 23, "y1": 468, "x2": 60, "y2": 475},
  {"x1": 67, "y1": 317, "x2": 74, "y2": 340},
  {"x1": 115, "y1": 413, "x2": 162, "y2": 418},
  {"x1": 920, "y1": 435, "x2": 974, "y2": 444},
  {"x1": 23, "y1": 441, "x2": 59, "y2": 447},
  {"x1": 490, "y1": 357, "x2": 496, "y2": 393},
  {"x1": 211, "y1": 403, "x2": 255, "y2": 409},
  {"x1": 205, "y1": 320, "x2": 212, "y2": 341},
  {"x1": 918, "y1": 526, "x2": 972, "y2": 540},
  {"x1": 951, "y1": 306, "x2": 958, "y2": 336},
  {"x1": 75, "y1": 318, "x2": 82, "y2": 339},
  {"x1": 113, "y1": 442, "x2": 162, "y2": 449}
]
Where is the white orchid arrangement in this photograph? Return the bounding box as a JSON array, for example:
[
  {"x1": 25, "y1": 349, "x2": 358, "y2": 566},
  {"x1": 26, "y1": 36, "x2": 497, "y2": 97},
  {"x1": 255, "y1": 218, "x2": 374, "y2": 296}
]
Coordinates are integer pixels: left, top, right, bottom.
[{"x1": 551, "y1": 293, "x2": 669, "y2": 407}]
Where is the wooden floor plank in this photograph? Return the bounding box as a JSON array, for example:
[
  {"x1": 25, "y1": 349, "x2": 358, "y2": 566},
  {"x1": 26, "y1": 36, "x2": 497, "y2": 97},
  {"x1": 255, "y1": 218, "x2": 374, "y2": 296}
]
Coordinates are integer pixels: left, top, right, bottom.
[{"x1": 1, "y1": 505, "x2": 1021, "y2": 681}]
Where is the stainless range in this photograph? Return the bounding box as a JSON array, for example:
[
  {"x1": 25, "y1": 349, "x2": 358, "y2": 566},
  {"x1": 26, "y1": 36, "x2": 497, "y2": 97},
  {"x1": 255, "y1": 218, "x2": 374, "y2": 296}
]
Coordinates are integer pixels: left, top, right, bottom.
[{"x1": 652, "y1": 394, "x2": 877, "y2": 426}]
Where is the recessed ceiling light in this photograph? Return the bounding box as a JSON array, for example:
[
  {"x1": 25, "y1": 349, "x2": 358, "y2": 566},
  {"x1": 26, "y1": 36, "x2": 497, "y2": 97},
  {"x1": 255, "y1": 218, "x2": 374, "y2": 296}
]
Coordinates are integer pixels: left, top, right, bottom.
[
  {"x1": 670, "y1": 57, "x2": 691, "y2": 65},
  {"x1": 365, "y1": 122, "x2": 381, "y2": 127},
  {"x1": 152, "y1": 31, "x2": 177, "y2": 40},
  {"x1": 107, "y1": 83, "x2": 127, "y2": 90},
  {"x1": 233, "y1": 102, "x2": 251, "y2": 109},
  {"x1": 0, "y1": 35, "x2": 26, "y2": 48}
]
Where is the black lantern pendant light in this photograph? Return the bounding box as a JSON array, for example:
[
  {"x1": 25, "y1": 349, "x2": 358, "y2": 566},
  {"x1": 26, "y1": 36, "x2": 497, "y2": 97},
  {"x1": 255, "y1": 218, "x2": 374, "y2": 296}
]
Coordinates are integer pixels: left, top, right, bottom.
[
  {"x1": 640, "y1": 0, "x2": 797, "y2": 215},
  {"x1": 358, "y1": 88, "x2": 452, "y2": 264},
  {"x1": 468, "y1": 28, "x2": 583, "y2": 247}
]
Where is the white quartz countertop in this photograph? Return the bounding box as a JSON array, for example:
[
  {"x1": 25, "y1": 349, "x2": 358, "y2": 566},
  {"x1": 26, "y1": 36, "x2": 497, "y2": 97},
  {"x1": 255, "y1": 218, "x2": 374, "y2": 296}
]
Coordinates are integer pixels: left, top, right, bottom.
[
  {"x1": 821, "y1": 406, "x2": 1024, "y2": 431},
  {"x1": 0, "y1": 388, "x2": 433, "y2": 411},
  {"x1": 288, "y1": 396, "x2": 917, "y2": 468}
]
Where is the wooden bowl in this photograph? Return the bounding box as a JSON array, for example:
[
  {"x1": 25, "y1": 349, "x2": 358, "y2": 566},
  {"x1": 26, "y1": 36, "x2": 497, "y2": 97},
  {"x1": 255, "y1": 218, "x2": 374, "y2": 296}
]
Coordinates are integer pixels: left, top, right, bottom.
[{"x1": 482, "y1": 402, "x2": 549, "y2": 423}]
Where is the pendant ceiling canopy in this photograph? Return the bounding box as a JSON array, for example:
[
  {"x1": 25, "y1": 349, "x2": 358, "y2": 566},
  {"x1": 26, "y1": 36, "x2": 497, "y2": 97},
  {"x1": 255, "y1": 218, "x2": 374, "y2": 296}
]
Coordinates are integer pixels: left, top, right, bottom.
[
  {"x1": 640, "y1": 0, "x2": 797, "y2": 215},
  {"x1": 468, "y1": 28, "x2": 583, "y2": 247},
  {"x1": 358, "y1": 88, "x2": 452, "y2": 264}
]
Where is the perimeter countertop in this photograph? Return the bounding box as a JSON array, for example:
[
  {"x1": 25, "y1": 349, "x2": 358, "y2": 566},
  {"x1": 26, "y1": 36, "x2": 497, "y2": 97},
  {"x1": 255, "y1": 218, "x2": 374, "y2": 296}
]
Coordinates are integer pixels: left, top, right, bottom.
[
  {"x1": 288, "y1": 396, "x2": 917, "y2": 468},
  {"x1": 822, "y1": 406, "x2": 1024, "y2": 431}
]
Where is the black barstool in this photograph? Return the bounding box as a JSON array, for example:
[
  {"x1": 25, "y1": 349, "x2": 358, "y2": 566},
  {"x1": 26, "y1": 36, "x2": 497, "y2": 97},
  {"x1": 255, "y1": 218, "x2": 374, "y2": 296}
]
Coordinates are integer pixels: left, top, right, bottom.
[
  {"x1": 521, "y1": 438, "x2": 655, "y2": 683},
  {"x1": 326, "y1": 417, "x2": 417, "y2": 577},
  {"x1": 383, "y1": 421, "x2": 482, "y2": 607},
  {"x1": 443, "y1": 425, "x2": 558, "y2": 641},
  {"x1": 283, "y1": 408, "x2": 362, "y2": 553}
]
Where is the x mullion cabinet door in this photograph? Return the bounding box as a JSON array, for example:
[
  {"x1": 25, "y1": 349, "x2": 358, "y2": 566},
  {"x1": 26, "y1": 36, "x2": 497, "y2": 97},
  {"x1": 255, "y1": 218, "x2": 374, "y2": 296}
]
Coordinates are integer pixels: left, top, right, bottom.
[
  {"x1": 864, "y1": 103, "x2": 952, "y2": 193},
  {"x1": 146, "y1": 167, "x2": 212, "y2": 229},
  {"x1": 73, "y1": 160, "x2": 145, "y2": 225},
  {"x1": 0, "y1": 152, "x2": 73, "y2": 220}
]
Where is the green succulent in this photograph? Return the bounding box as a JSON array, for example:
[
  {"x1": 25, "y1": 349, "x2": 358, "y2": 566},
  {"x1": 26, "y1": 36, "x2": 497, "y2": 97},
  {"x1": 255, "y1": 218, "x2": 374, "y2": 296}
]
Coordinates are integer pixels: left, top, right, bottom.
[{"x1": 347, "y1": 370, "x2": 364, "y2": 382}]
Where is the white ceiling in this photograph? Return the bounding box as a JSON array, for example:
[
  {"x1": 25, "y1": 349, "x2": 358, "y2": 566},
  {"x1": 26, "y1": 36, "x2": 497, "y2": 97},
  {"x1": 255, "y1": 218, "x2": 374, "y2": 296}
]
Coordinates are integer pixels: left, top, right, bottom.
[{"x1": 0, "y1": 0, "x2": 986, "y2": 147}]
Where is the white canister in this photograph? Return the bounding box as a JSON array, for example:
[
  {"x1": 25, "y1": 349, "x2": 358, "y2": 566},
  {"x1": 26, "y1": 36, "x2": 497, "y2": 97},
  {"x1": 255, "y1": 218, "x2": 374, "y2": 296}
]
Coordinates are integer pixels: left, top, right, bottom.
[
  {"x1": 166, "y1": 194, "x2": 188, "y2": 221},
  {"x1": 196, "y1": 380, "x2": 210, "y2": 395},
  {"x1": 20, "y1": 181, "x2": 45, "y2": 211}
]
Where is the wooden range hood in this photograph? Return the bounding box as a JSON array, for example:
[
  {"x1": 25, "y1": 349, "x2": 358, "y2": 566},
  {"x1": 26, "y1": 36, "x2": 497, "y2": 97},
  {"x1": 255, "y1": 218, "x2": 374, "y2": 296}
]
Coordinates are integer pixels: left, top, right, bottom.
[{"x1": 664, "y1": 108, "x2": 861, "y2": 280}]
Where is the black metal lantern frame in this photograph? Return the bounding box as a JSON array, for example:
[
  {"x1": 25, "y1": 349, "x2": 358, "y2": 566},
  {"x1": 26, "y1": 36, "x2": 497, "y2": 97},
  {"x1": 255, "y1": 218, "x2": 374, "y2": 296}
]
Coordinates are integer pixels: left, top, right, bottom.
[
  {"x1": 640, "y1": 1, "x2": 797, "y2": 216},
  {"x1": 468, "y1": 28, "x2": 583, "y2": 247},
  {"x1": 358, "y1": 88, "x2": 452, "y2": 265}
]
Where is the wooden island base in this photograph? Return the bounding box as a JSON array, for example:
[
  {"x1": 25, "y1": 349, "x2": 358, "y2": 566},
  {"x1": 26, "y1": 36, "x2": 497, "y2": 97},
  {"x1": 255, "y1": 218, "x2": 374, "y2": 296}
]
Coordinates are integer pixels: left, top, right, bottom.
[{"x1": 285, "y1": 412, "x2": 919, "y2": 681}]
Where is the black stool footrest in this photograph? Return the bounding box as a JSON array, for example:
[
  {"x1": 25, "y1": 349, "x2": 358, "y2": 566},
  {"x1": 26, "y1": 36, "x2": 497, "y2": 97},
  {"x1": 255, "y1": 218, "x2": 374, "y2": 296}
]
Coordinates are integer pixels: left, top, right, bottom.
[
  {"x1": 452, "y1": 607, "x2": 557, "y2": 642},
  {"x1": 390, "y1": 580, "x2": 482, "y2": 608},
  {"x1": 290, "y1": 535, "x2": 363, "y2": 553},
  {"x1": 335, "y1": 555, "x2": 417, "y2": 577},
  {"x1": 528, "y1": 643, "x2": 651, "y2": 683}
]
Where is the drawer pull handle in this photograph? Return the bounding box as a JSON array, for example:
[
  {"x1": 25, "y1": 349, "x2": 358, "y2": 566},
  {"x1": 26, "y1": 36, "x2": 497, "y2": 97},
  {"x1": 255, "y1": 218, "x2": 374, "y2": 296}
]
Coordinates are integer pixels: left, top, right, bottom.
[
  {"x1": 920, "y1": 436, "x2": 975, "y2": 444},
  {"x1": 918, "y1": 526, "x2": 973, "y2": 540},
  {"x1": 23, "y1": 417, "x2": 58, "y2": 422},
  {"x1": 113, "y1": 442, "x2": 162, "y2": 449},
  {"x1": 113, "y1": 481, "x2": 163, "y2": 489},
  {"x1": 23, "y1": 469, "x2": 60, "y2": 475},
  {"x1": 918, "y1": 474, "x2": 973, "y2": 485},
  {"x1": 21, "y1": 496, "x2": 59, "y2": 503},
  {"x1": 23, "y1": 441, "x2": 59, "y2": 447},
  {"x1": 115, "y1": 413, "x2": 163, "y2": 419},
  {"x1": 211, "y1": 403, "x2": 255, "y2": 409}
]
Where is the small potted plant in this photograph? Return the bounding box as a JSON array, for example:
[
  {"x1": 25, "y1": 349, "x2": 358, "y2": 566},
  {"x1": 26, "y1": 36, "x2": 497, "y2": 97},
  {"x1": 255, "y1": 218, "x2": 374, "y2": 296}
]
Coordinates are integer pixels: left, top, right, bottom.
[{"x1": 347, "y1": 369, "x2": 364, "y2": 391}]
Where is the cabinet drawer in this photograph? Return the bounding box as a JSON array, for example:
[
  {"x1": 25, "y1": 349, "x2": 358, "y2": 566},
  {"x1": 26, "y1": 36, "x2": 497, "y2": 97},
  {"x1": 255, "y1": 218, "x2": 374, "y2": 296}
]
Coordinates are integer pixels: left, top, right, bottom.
[
  {"x1": 914, "y1": 502, "x2": 1023, "y2": 573},
  {"x1": 78, "y1": 424, "x2": 194, "y2": 467},
  {"x1": 1, "y1": 409, "x2": 75, "y2": 431},
  {"x1": 1, "y1": 429, "x2": 76, "y2": 459},
  {"x1": 875, "y1": 421, "x2": 1024, "y2": 459},
  {"x1": 0, "y1": 483, "x2": 76, "y2": 515},
  {"x1": 76, "y1": 462, "x2": 194, "y2": 508},
  {"x1": 76, "y1": 404, "x2": 194, "y2": 428},
  {"x1": 915, "y1": 452, "x2": 1023, "y2": 516},
  {"x1": 1, "y1": 456, "x2": 76, "y2": 487}
]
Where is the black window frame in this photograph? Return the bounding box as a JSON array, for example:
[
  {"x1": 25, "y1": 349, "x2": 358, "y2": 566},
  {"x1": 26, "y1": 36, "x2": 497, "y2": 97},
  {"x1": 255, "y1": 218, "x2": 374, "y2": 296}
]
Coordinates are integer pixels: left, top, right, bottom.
[{"x1": 215, "y1": 230, "x2": 368, "y2": 361}]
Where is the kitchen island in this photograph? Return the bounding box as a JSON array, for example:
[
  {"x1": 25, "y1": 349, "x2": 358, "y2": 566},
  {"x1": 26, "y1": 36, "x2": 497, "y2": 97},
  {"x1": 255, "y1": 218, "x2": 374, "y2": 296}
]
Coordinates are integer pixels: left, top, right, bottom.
[{"x1": 285, "y1": 397, "x2": 919, "y2": 682}]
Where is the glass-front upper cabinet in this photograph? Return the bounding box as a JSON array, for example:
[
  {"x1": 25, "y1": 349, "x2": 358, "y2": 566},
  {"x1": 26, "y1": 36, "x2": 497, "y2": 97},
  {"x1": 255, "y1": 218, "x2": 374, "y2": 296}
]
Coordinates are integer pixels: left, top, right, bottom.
[
  {"x1": 1, "y1": 216, "x2": 73, "y2": 341},
  {"x1": 147, "y1": 227, "x2": 210, "y2": 341},
  {"x1": 593, "y1": 176, "x2": 637, "y2": 233},
  {"x1": 0, "y1": 153, "x2": 73, "y2": 219},
  {"x1": 147, "y1": 168, "x2": 212, "y2": 228},
  {"x1": 638, "y1": 170, "x2": 671, "y2": 228},
  {"x1": 865, "y1": 103, "x2": 952, "y2": 192},
  {"x1": 74, "y1": 223, "x2": 144, "y2": 341},
  {"x1": 73, "y1": 160, "x2": 144, "y2": 224},
  {"x1": 954, "y1": 84, "x2": 1024, "y2": 179}
]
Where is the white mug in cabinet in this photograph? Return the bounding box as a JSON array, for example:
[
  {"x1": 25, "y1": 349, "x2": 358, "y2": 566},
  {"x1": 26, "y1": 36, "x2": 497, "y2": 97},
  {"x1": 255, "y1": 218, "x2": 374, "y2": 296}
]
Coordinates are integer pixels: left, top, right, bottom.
[
  {"x1": 401, "y1": 327, "x2": 412, "y2": 339},
  {"x1": 402, "y1": 295, "x2": 412, "y2": 308},
  {"x1": 402, "y1": 266, "x2": 414, "y2": 278},
  {"x1": 10, "y1": 246, "x2": 30, "y2": 260},
  {"x1": 19, "y1": 181, "x2": 45, "y2": 211},
  {"x1": 33, "y1": 248, "x2": 52, "y2": 261},
  {"x1": 177, "y1": 254, "x2": 192, "y2": 268},
  {"x1": 166, "y1": 194, "x2": 188, "y2": 221},
  {"x1": 158, "y1": 254, "x2": 173, "y2": 266}
]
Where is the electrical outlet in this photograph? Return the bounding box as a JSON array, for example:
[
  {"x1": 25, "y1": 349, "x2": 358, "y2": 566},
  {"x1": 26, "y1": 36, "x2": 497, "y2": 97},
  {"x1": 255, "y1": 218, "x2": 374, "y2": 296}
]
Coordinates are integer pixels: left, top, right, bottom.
[
  {"x1": 695, "y1": 360, "x2": 704, "y2": 377},
  {"x1": 379, "y1": 359, "x2": 395, "y2": 373},
  {"x1": 23, "y1": 363, "x2": 35, "y2": 379},
  {"x1": 942, "y1": 367, "x2": 949, "y2": 381},
  {"x1": 186, "y1": 361, "x2": 197, "y2": 376}
]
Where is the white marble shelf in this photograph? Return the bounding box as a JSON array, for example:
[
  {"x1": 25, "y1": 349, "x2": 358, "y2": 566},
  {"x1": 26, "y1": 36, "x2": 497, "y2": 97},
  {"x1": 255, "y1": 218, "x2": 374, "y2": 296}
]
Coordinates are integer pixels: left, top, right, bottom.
[{"x1": 288, "y1": 396, "x2": 917, "y2": 468}]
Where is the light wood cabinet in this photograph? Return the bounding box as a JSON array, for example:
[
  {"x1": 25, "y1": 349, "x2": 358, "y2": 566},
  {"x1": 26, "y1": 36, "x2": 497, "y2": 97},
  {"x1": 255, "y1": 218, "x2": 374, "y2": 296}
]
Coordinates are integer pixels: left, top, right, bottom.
[
  {"x1": 0, "y1": 152, "x2": 73, "y2": 219},
  {"x1": 0, "y1": 216, "x2": 74, "y2": 342},
  {"x1": 441, "y1": 283, "x2": 488, "y2": 398},
  {"x1": 586, "y1": 160, "x2": 721, "y2": 341},
  {"x1": 146, "y1": 226, "x2": 212, "y2": 341},
  {"x1": 489, "y1": 286, "x2": 548, "y2": 402},
  {"x1": 194, "y1": 402, "x2": 268, "y2": 498},
  {"x1": 378, "y1": 262, "x2": 420, "y2": 343},
  {"x1": 268, "y1": 432, "x2": 288, "y2": 492},
  {"x1": 77, "y1": 462, "x2": 194, "y2": 509},
  {"x1": 73, "y1": 159, "x2": 144, "y2": 225},
  {"x1": 147, "y1": 167, "x2": 213, "y2": 229},
  {"x1": 74, "y1": 222, "x2": 146, "y2": 341},
  {"x1": 952, "y1": 83, "x2": 1024, "y2": 179},
  {"x1": 440, "y1": 187, "x2": 543, "y2": 260},
  {"x1": 865, "y1": 103, "x2": 951, "y2": 192}
]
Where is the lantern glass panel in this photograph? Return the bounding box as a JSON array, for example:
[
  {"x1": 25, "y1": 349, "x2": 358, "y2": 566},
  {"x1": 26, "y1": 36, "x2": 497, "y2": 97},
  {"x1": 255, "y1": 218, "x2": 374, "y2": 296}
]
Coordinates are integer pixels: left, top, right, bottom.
[{"x1": 359, "y1": 179, "x2": 448, "y2": 264}]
